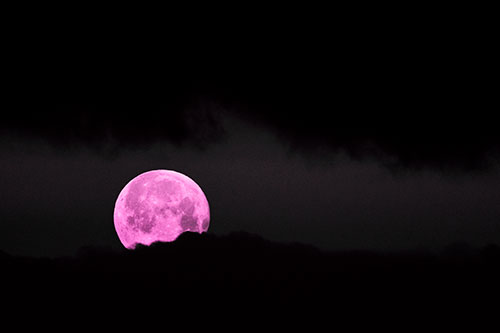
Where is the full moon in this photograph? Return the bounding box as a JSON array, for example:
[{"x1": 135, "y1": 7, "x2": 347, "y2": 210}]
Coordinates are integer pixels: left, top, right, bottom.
[{"x1": 113, "y1": 170, "x2": 210, "y2": 249}]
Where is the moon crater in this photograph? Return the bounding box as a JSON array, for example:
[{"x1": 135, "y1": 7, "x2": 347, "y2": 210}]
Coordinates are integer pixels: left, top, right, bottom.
[{"x1": 180, "y1": 214, "x2": 198, "y2": 231}]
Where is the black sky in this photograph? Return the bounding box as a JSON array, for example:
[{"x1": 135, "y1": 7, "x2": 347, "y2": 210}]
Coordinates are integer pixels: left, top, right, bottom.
[{"x1": 1, "y1": 12, "x2": 498, "y2": 257}]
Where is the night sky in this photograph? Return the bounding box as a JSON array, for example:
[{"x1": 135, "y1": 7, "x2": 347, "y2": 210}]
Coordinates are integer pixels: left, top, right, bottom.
[{"x1": 1, "y1": 16, "x2": 498, "y2": 258}]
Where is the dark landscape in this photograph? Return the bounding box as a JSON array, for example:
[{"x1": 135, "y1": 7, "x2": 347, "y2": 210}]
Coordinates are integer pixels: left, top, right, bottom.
[{"x1": 2, "y1": 232, "x2": 499, "y2": 328}]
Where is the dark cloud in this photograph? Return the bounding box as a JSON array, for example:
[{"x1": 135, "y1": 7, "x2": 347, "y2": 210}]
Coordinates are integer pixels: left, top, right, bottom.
[
  {"x1": 1, "y1": 102, "x2": 226, "y2": 152},
  {"x1": 2, "y1": 22, "x2": 496, "y2": 170},
  {"x1": 194, "y1": 34, "x2": 498, "y2": 171}
]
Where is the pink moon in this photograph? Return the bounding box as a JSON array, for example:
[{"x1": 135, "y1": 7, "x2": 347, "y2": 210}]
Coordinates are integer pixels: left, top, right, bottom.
[{"x1": 113, "y1": 170, "x2": 210, "y2": 249}]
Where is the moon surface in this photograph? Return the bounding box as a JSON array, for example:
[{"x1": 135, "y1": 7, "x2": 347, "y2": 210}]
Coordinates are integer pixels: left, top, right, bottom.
[{"x1": 113, "y1": 170, "x2": 210, "y2": 249}]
